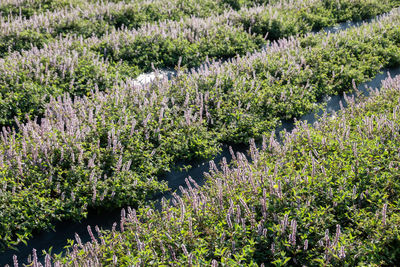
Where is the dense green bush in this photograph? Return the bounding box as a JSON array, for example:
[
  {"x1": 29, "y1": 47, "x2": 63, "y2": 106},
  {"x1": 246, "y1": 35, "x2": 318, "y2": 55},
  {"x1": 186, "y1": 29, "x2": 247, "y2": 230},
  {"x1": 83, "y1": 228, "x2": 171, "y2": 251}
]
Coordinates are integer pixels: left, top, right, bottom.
[
  {"x1": 0, "y1": 45, "x2": 135, "y2": 126},
  {"x1": 322, "y1": 0, "x2": 400, "y2": 21},
  {"x1": 53, "y1": 73, "x2": 400, "y2": 266}
]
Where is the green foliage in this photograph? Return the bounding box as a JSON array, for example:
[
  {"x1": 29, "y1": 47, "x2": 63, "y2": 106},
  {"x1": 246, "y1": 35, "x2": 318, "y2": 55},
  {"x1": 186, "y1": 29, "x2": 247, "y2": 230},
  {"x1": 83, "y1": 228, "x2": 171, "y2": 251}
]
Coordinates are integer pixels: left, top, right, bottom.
[
  {"x1": 0, "y1": 0, "x2": 229, "y2": 58},
  {"x1": 98, "y1": 26, "x2": 262, "y2": 73},
  {"x1": 1, "y1": 0, "x2": 400, "y2": 259},
  {"x1": 169, "y1": 14, "x2": 400, "y2": 144},
  {"x1": 0, "y1": 80, "x2": 221, "y2": 250},
  {"x1": 0, "y1": 0, "x2": 399, "y2": 127},
  {"x1": 0, "y1": 0, "x2": 85, "y2": 18},
  {"x1": 0, "y1": 48, "x2": 126, "y2": 126},
  {"x1": 54, "y1": 72, "x2": 400, "y2": 266}
]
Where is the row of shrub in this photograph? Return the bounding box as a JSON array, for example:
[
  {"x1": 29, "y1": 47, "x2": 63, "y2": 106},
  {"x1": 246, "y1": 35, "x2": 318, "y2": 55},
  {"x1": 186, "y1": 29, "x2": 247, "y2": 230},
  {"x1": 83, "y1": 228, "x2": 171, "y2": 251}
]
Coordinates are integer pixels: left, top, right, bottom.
[
  {"x1": 0, "y1": 75, "x2": 221, "y2": 252},
  {"x1": 0, "y1": 0, "x2": 272, "y2": 18},
  {"x1": 0, "y1": 0, "x2": 158, "y2": 18},
  {"x1": 1, "y1": 0, "x2": 399, "y2": 127},
  {"x1": 169, "y1": 8, "x2": 400, "y2": 143},
  {"x1": 0, "y1": 12, "x2": 263, "y2": 127},
  {"x1": 0, "y1": 0, "x2": 88, "y2": 18},
  {"x1": 1, "y1": 6, "x2": 400, "y2": 252},
  {"x1": 94, "y1": 0, "x2": 400, "y2": 71},
  {"x1": 0, "y1": 0, "x2": 174, "y2": 18},
  {"x1": 0, "y1": 0, "x2": 271, "y2": 58},
  {"x1": 1, "y1": 0, "x2": 399, "y2": 58},
  {"x1": 50, "y1": 72, "x2": 400, "y2": 266}
]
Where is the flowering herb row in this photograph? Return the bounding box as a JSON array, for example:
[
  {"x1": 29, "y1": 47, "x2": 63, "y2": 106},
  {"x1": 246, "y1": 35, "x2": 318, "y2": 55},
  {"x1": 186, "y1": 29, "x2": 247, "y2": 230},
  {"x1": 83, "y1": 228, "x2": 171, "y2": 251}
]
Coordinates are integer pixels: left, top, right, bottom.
[
  {"x1": 0, "y1": 0, "x2": 89, "y2": 18},
  {"x1": 0, "y1": 0, "x2": 398, "y2": 58},
  {"x1": 170, "y1": 8, "x2": 400, "y2": 143},
  {"x1": 0, "y1": 0, "x2": 262, "y2": 58},
  {"x1": 0, "y1": 0, "x2": 160, "y2": 18},
  {"x1": 1, "y1": 0, "x2": 398, "y2": 127},
  {"x1": 52, "y1": 73, "x2": 400, "y2": 266},
  {"x1": 0, "y1": 75, "x2": 221, "y2": 251},
  {"x1": 0, "y1": 0, "x2": 258, "y2": 18},
  {"x1": 93, "y1": 0, "x2": 398, "y2": 71},
  {"x1": 1, "y1": 8, "x2": 400, "y2": 252},
  {"x1": 0, "y1": 12, "x2": 263, "y2": 127}
]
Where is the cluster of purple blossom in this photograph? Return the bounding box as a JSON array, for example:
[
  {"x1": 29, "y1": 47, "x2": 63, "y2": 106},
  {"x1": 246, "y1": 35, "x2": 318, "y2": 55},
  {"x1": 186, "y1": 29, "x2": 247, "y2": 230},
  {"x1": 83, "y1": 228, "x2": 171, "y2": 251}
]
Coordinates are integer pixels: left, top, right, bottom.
[
  {"x1": 52, "y1": 73, "x2": 400, "y2": 265},
  {"x1": 0, "y1": 0, "x2": 225, "y2": 37},
  {"x1": 0, "y1": 0, "x2": 308, "y2": 73},
  {"x1": 0, "y1": 36, "x2": 104, "y2": 83},
  {"x1": 1, "y1": 0, "x2": 400, "y2": 263},
  {"x1": 0, "y1": 2, "x2": 290, "y2": 88},
  {"x1": 1, "y1": 1, "x2": 400, "y2": 252},
  {"x1": 0, "y1": 0, "x2": 331, "y2": 126}
]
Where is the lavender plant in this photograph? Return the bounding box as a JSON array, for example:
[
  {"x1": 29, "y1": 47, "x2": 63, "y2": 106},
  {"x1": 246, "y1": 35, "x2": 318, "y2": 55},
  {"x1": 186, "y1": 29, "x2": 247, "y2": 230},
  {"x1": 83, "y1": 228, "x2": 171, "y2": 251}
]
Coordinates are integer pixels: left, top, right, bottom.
[
  {"x1": 0, "y1": 0, "x2": 86, "y2": 18},
  {"x1": 0, "y1": 0, "x2": 244, "y2": 57},
  {"x1": 49, "y1": 73, "x2": 400, "y2": 266},
  {"x1": 1, "y1": 0, "x2": 400, "y2": 256},
  {"x1": 0, "y1": 0, "x2": 398, "y2": 58},
  {"x1": 1, "y1": 1, "x2": 400, "y2": 252},
  {"x1": 170, "y1": 7, "x2": 400, "y2": 143},
  {"x1": 0, "y1": 38, "x2": 133, "y2": 126},
  {"x1": 0, "y1": 75, "x2": 220, "y2": 251},
  {"x1": 1, "y1": 0, "x2": 400, "y2": 127}
]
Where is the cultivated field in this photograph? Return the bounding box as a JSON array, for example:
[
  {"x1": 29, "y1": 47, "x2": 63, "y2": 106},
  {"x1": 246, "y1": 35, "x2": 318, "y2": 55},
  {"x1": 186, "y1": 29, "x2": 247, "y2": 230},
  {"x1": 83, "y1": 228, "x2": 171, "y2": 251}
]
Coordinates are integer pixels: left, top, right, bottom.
[{"x1": 1, "y1": 0, "x2": 400, "y2": 266}]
